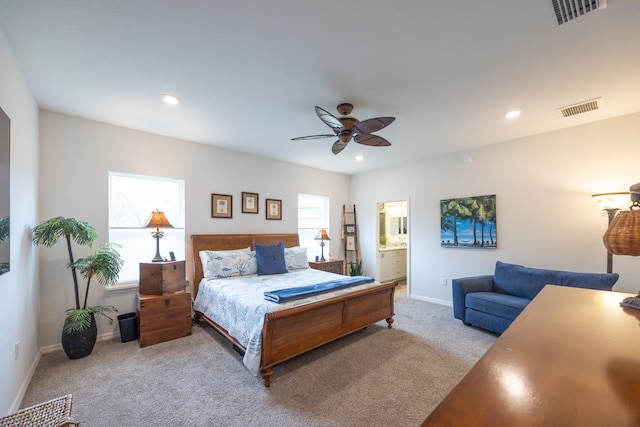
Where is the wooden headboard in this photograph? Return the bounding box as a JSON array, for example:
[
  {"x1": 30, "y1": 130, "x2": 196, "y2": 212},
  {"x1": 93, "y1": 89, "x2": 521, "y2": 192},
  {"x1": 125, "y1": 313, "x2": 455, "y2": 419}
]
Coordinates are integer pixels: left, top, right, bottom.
[{"x1": 191, "y1": 233, "x2": 300, "y2": 296}]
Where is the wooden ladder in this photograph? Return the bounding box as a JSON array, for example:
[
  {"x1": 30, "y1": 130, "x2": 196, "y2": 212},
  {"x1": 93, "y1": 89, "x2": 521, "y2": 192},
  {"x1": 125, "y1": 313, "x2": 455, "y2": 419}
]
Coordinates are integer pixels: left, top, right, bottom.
[{"x1": 342, "y1": 204, "x2": 359, "y2": 275}]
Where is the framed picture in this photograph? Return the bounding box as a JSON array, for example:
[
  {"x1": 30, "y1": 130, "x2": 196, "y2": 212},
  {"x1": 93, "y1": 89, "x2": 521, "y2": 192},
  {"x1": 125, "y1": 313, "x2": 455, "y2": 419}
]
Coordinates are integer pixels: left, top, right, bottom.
[
  {"x1": 344, "y1": 212, "x2": 355, "y2": 225},
  {"x1": 266, "y1": 198, "x2": 282, "y2": 220},
  {"x1": 242, "y1": 192, "x2": 259, "y2": 214},
  {"x1": 211, "y1": 193, "x2": 232, "y2": 218},
  {"x1": 346, "y1": 235, "x2": 356, "y2": 250},
  {"x1": 440, "y1": 194, "x2": 496, "y2": 248},
  {"x1": 345, "y1": 225, "x2": 356, "y2": 234}
]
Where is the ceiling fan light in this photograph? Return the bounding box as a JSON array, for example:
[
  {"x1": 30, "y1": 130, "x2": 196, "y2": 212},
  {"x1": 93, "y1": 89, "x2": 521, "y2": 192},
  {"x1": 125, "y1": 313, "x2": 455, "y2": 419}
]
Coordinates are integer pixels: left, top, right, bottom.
[{"x1": 339, "y1": 132, "x2": 352, "y2": 143}]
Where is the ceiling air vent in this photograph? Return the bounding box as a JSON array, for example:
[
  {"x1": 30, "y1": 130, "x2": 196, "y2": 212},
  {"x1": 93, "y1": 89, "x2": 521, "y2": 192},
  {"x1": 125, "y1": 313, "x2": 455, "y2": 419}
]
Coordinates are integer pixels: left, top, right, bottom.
[
  {"x1": 551, "y1": 0, "x2": 606, "y2": 25},
  {"x1": 556, "y1": 98, "x2": 601, "y2": 118}
]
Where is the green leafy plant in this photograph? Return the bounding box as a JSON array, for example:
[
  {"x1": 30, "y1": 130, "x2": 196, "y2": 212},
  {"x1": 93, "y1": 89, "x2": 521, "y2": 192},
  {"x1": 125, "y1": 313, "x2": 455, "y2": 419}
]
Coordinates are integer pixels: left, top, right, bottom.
[
  {"x1": 349, "y1": 260, "x2": 363, "y2": 276},
  {"x1": 32, "y1": 216, "x2": 123, "y2": 333},
  {"x1": 379, "y1": 235, "x2": 387, "y2": 246}
]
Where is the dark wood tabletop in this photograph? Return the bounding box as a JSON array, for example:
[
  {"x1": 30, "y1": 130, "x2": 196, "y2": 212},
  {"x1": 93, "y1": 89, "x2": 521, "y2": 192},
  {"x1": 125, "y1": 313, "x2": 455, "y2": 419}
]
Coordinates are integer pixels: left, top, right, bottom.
[{"x1": 423, "y1": 285, "x2": 640, "y2": 426}]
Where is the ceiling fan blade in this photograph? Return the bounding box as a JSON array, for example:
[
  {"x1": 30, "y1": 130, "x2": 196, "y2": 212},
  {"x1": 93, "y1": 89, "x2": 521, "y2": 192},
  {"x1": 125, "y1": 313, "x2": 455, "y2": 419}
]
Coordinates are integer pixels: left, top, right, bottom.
[
  {"x1": 315, "y1": 106, "x2": 345, "y2": 132},
  {"x1": 291, "y1": 134, "x2": 336, "y2": 141},
  {"x1": 331, "y1": 140, "x2": 348, "y2": 155},
  {"x1": 353, "y1": 117, "x2": 395, "y2": 135},
  {"x1": 354, "y1": 134, "x2": 391, "y2": 147}
]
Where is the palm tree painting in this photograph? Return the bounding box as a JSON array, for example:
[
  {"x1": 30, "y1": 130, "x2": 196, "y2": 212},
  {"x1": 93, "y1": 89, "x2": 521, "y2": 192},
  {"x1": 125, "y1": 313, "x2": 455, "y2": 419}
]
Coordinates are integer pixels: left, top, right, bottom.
[{"x1": 440, "y1": 195, "x2": 497, "y2": 248}]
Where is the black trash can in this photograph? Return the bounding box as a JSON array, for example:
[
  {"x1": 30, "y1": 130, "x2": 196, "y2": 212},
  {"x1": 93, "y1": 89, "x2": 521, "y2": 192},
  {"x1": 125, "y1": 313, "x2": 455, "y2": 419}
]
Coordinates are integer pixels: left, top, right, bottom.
[{"x1": 117, "y1": 312, "x2": 138, "y2": 343}]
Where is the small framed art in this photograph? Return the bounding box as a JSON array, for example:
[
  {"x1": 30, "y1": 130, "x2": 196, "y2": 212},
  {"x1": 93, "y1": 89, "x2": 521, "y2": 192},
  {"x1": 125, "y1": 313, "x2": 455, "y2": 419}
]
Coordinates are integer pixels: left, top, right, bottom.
[
  {"x1": 344, "y1": 212, "x2": 355, "y2": 225},
  {"x1": 346, "y1": 235, "x2": 356, "y2": 250},
  {"x1": 242, "y1": 192, "x2": 259, "y2": 214},
  {"x1": 266, "y1": 198, "x2": 282, "y2": 220},
  {"x1": 345, "y1": 225, "x2": 356, "y2": 234},
  {"x1": 211, "y1": 193, "x2": 232, "y2": 218}
]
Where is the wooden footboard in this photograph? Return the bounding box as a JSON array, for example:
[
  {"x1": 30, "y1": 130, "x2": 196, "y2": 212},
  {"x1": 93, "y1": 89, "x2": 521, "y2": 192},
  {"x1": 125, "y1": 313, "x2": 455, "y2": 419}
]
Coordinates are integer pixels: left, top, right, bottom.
[{"x1": 260, "y1": 280, "x2": 397, "y2": 386}]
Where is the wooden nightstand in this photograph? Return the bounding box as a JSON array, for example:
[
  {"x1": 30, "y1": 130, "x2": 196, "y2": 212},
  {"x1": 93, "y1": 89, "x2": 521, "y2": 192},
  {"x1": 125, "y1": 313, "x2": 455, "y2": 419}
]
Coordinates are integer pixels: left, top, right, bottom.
[
  {"x1": 137, "y1": 291, "x2": 192, "y2": 347},
  {"x1": 308, "y1": 259, "x2": 344, "y2": 275}
]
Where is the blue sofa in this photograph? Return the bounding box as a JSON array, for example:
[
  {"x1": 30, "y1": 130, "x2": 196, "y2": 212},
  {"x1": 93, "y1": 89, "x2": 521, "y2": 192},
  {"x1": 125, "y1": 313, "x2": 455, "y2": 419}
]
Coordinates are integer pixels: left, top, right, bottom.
[{"x1": 452, "y1": 261, "x2": 619, "y2": 334}]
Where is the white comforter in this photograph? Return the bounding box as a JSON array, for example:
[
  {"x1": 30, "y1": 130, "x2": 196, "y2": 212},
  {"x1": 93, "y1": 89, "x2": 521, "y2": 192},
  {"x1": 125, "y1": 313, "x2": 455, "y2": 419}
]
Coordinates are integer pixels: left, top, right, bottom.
[{"x1": 193, "y1": 268, "x2": 381, "y2": 375}]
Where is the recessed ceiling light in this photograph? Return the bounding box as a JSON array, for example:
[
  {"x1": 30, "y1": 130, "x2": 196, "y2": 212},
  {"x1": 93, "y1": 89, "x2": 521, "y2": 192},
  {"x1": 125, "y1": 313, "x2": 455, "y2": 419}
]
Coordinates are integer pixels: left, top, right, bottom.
[
  {"x1": 355, "y1": 155, "x2": 364, "y2": 161},
  {"x1": 162, "y1": 93, "x2": 180, "y2": 106},
  {"x1": 505, "y1": 110, "x2": 521, "y2": 119}
]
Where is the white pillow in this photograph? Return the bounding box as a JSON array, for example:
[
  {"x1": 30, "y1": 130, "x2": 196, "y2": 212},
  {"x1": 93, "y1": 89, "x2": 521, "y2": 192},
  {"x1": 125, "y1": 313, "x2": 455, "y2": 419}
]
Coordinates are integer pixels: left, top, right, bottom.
[
  {"x1": 285, "y1": 246, "x2": 309, "y2": 270},
  {"x1": 199, "y1": 248, "x2": 257, "y2": 279}
]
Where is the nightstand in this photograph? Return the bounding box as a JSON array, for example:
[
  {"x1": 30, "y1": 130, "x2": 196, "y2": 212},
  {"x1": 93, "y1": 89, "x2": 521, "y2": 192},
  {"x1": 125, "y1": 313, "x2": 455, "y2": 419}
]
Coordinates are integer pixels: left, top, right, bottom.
[{"x1": 308, "y1": 259, "x2": 344, "y2": 275}]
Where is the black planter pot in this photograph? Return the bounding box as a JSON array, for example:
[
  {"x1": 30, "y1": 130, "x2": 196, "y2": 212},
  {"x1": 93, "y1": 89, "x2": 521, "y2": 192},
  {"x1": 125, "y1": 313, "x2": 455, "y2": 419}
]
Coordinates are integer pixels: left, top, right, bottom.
[{"x1": 61, "y1": 313, "x2": 97, "y2": 359}]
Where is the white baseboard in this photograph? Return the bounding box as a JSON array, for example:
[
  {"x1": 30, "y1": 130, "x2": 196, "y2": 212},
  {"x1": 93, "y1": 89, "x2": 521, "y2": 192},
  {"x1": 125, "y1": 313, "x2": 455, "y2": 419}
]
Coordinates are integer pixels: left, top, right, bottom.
[
  {"x1": 9, "y1": 351, "x2": 41, "y2": 414},
  {"x1": 40, "y1": 331, "x2": 118, "y2": 355},
  {"x1": 409, "y1": 294, "x2": 452, "y2": 307}
]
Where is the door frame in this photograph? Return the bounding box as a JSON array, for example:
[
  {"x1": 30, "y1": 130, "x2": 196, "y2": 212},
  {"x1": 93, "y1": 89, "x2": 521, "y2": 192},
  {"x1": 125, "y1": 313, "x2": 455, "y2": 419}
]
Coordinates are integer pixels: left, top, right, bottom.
[{"x1": 375, "y1": 198, "x2": 410, "y2": 295}]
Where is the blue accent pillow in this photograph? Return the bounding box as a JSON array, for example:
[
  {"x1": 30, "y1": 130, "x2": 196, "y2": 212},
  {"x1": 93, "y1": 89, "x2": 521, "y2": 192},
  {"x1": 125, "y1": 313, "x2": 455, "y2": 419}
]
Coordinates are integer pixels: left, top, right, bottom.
[{"x1": 255, "y1": 242, "x2": 288, "y2": 275}]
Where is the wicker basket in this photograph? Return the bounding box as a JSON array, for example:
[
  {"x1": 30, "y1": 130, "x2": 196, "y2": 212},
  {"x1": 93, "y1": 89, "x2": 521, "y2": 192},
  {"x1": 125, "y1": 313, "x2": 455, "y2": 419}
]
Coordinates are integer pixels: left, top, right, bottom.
[
  {"x1": 603, "y1": 209, "x2": 640, "y2": 256},
  {"x1": 0, "y1": 394, "x2": 78, "y2": 427}
]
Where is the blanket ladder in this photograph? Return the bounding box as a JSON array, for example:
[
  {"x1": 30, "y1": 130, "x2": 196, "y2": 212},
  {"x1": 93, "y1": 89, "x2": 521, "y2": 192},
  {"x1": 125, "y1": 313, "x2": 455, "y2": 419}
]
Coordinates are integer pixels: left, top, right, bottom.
[{"x1": 343, "y1": 204, "x2": 360, "y2": 275}]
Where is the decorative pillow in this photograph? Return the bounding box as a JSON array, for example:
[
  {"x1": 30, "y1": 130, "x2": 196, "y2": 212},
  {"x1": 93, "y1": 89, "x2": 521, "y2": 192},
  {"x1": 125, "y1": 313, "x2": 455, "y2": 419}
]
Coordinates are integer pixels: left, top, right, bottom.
[
  {"x1": 200, "y1": 248, "x2": 257, "y2": 279},
  {"x1": 255, "y1": 242, "x2": 288, "y2": 275},
  {"x1": 285, "y1": 246, "x2": 309, "y2": 270}
]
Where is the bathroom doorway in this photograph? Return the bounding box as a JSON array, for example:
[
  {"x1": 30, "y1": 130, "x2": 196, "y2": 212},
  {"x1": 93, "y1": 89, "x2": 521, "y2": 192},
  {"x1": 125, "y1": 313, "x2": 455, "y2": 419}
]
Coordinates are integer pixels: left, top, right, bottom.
[{"x1": 376, "y1": 200, "x2": 409, "y2": 295}]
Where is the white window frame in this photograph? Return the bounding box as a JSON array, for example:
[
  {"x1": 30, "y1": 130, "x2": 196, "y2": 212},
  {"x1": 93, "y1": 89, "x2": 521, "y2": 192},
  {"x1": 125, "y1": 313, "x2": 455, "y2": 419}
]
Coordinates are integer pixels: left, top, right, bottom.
[
  {"x1": 108, "y1": 172, "x2": 185, "y2": 284},
  {"x1": 298, "y1": 194, "x2": 330, "y2": 262}
]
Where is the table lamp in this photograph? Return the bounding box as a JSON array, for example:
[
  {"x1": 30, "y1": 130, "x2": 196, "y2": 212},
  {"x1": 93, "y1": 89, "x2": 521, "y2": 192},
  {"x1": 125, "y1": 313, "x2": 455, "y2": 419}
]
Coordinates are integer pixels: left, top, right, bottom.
[
  {"x1": 144, "y1": 209, "x2": 174, "y2": 262},
  {"x1": 314, "y1": 229, "x2": 330, "y2": 262}
]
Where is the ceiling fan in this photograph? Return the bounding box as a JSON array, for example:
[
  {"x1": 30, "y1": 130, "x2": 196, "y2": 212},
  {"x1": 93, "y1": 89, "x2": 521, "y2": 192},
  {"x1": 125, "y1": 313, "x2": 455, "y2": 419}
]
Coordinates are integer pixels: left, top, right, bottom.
[{"x1": 292, "y1": 103, "x2": 395, "y2": 155}]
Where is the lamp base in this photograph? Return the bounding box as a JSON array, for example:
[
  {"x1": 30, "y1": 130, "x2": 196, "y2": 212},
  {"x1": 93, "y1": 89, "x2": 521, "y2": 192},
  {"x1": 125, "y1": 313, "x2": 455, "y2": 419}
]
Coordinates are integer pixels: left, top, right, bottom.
[{"x1": 152, "y1": 235, "x2": 163, "y2": 262}]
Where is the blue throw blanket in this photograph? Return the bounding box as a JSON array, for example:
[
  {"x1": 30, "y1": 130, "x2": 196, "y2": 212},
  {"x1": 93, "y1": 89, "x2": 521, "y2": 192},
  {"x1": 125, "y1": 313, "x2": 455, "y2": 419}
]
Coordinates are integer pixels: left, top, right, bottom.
[{"x1": 264, "y1": 276, "x2": 375, "y2": 303}]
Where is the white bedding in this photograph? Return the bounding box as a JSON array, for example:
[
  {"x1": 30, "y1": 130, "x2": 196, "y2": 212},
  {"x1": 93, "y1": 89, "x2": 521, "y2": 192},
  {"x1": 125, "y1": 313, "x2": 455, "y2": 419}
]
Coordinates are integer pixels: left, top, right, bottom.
[{"x1": 193, "y1": 268, "x2": 382, "y2": 375}]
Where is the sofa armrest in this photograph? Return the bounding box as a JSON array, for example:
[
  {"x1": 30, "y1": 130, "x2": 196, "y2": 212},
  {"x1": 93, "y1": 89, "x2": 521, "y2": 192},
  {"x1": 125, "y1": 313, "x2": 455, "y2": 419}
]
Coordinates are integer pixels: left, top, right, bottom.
[{"x1": 452, "y1": 275, "x2": 494, "y2": 322}]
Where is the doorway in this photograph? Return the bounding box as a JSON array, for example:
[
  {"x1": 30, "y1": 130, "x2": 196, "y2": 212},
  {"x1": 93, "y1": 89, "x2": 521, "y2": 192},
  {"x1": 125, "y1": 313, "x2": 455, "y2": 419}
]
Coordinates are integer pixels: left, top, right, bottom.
[{"x1": 376, "y1": 200, "x2": 409, "y2": 295}]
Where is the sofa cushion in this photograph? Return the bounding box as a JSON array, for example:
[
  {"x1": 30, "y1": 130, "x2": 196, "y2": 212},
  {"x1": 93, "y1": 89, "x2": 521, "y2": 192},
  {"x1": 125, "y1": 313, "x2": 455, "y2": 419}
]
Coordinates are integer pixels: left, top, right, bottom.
[
  {"x1": 466, "y1": 292, "x2": 530, "y2": 321},
  {"x1": 466, "y1": 308, "x2": 514, "y2": 335},
  {"x1": 493, "y1": 261, "x2": 619, "y2": 300}
]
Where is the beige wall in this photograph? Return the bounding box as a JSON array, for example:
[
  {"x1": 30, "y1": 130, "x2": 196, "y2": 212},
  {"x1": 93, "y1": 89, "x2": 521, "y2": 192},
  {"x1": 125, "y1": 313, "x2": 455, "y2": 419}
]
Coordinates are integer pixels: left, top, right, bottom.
[
  {"x1": 0, "y1": 30, "x2": 40, "y2": 414},
  {"x1": 38, "y1": 110, "x2": 351, "y2": 350},
  {"x1": 353, "y1": 112, "x2": 640, "y2": 304}
]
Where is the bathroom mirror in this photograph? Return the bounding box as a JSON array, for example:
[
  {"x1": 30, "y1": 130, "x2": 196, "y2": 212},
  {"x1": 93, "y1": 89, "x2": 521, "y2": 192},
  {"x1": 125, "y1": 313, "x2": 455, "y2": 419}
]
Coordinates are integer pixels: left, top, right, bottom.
[
  {"x1": 0, "y1": 106, "x2": 9, "y2": 275},
  {"x1": 389, "y1": 216, "x2": 407, "y2": 235}
]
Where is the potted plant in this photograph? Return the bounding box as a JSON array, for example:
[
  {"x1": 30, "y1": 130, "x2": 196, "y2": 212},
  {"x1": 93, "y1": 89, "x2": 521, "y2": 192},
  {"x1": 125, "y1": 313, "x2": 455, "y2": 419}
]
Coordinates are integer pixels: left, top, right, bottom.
[
  {"x1": 32, "y1": 216, "x2": 123, "y2": 359},
  {"x1": 349, "y1": 260, "x2": 363, "y2": 276}
]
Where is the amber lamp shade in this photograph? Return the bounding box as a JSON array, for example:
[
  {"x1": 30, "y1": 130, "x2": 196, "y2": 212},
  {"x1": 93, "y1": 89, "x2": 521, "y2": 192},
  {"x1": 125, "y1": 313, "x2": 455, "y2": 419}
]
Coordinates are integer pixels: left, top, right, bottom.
[{"x1": 144, "y1": 210, "x2": 174, "y2": 262}]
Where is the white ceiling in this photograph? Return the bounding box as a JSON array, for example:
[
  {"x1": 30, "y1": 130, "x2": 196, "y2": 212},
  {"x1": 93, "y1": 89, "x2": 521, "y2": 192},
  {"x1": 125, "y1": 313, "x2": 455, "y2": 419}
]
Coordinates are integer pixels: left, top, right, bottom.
[{"x1": 1, "y1": 1, "x2": 639, "y2": 175}]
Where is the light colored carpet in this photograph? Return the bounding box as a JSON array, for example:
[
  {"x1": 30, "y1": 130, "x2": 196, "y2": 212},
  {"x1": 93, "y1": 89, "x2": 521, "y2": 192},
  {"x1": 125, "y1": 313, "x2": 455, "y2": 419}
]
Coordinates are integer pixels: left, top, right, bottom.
[{"x1": 21, "y1": 288, "x2": 496, "y2": 426}]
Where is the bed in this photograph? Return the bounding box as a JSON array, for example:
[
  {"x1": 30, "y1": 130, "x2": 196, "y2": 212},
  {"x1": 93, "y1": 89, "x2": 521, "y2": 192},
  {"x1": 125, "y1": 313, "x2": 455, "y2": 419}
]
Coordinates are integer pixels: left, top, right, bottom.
[{"x1": 191, "y1": 233, "x2": 397, "y2": 387}]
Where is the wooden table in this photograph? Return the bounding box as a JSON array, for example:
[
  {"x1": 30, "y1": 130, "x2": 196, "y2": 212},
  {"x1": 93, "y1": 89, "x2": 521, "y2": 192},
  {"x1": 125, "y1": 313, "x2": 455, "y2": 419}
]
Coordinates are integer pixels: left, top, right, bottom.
[{"x1": 423, "y1": 285, "x2": 640, "y2": 426}]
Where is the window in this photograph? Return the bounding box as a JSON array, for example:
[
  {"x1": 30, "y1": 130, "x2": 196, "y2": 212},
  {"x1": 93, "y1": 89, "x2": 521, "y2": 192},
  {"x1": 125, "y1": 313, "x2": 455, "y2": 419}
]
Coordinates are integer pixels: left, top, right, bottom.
[
  {"x1": 298, "y1": 194, "x2": 329, "y2": 261},
  {"x1": 109, "y1": 172, "x2": 185, "y2": 284}
]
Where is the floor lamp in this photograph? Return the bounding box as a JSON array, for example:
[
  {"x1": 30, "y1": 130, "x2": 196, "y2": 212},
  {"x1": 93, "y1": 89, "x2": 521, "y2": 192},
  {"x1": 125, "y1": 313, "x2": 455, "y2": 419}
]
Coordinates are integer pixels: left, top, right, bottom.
[{"x1": 592, "y1": 192, "x2": 630, "y2": 273}]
